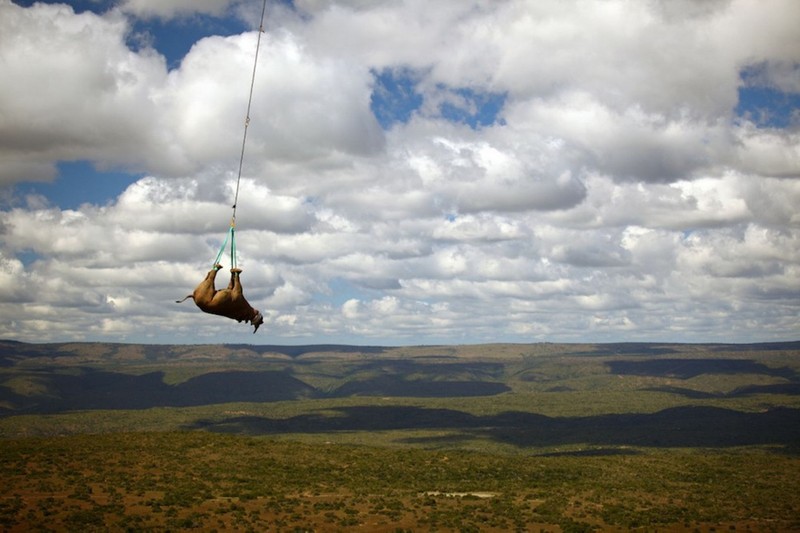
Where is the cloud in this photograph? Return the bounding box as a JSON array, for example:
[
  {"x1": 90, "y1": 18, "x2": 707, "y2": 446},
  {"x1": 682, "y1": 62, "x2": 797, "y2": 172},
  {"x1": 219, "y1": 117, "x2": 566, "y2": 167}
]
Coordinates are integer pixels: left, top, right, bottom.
[
  {"x1": 119, "y1": 0, "x2": 239, "y2": 20},
  {"x1": 0, "y1": 1, "x2": 167, "y2": 185},
  {"x1": 0, "y1": 1, "x2": 383, "y2": 186},
  {"x1": 734, "y1": 125, "x2": 800, "y2": 177},
  {"x1": 1, "y1": 0, "x2": 799, "y2": 344},
  {"x1": 162, "y1": 30, "x2": 382, "y2": 166},
  {"x1": 0, "y1": 252, "x2": 29, "y2": 303},
  {"x1": 508, "y1": 93, "x2": 730, "y2": 183},
  {"x1": 742, "y1": 61, "x2": 800, "y2": 93}
]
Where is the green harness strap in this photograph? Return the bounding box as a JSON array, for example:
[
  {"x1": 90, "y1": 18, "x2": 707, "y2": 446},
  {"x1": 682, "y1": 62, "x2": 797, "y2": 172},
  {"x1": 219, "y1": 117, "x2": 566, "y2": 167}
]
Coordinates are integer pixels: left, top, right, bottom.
[{"x1": 213, "y1": 225, "x2": 237, "y2": 269}]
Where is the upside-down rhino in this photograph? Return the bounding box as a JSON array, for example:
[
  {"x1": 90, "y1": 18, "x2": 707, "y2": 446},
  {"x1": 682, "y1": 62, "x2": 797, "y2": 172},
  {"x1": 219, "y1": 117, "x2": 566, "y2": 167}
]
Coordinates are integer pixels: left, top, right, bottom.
[{"x1": 177, "y1": 264, "x2": 263, "y2": 333}]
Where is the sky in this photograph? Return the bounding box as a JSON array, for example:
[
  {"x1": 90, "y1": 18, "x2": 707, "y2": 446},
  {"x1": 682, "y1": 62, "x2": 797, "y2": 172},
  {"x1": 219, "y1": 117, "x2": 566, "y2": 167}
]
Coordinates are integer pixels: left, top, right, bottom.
[{"x1": 1, "y1": 0, "x2": 799, "y2": 346}]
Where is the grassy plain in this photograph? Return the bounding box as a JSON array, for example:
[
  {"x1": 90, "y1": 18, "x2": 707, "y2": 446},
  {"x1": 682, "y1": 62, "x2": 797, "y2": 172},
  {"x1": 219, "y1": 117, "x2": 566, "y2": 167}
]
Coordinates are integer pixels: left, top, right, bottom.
[{"x1": 0, "y1": 340, "x2": 799, "y2": 530}]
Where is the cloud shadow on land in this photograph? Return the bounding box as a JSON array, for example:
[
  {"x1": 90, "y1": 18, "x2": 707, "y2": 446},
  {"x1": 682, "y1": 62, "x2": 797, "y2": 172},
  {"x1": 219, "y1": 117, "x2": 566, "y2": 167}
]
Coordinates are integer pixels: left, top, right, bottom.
[
  {"x1": 330, "y1": 375, "x2": 509, "y2": 397},
  {"x1": 0, "y1": 366, "x2": 510, "y2": 415},
  {"x1": 0, "y1": 370, "x2": 319, "y2": 413},
  {"x1": 645, "y1": 383, "x2": 800, "y2": 399},
  {"x1": 607, "y1": 358, "x2": 798, "y2": 380},
  {"x1": 186, "y1": 405, "x2": 800, "y2": 450}
]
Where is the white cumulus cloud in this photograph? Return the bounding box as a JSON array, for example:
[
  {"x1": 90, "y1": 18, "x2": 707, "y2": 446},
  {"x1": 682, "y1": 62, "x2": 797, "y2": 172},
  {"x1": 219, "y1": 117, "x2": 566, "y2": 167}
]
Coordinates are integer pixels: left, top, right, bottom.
[{"x1": 1, "y1": 0, "x2": 799, "y2": 344}]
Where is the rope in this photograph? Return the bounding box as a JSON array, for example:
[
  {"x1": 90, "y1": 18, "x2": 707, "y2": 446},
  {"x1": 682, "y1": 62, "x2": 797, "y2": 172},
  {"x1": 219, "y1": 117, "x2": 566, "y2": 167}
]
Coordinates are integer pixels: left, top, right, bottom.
[
  {"x1": 230, "y1": 0, "x2": 268, "y2": 228},
  {"x1": 214, "y1": 0, "x2": 268, "y2": 269}
]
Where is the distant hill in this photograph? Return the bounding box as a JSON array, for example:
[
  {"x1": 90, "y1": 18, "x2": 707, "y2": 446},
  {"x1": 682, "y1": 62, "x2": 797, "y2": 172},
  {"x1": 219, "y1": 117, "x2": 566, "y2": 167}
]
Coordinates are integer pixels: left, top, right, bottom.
[
  {"x1": 1, "y1": 339, "x2": 798, "y2": 418},
  {"x1": 0, "y1": 340, "x2": 521, "y2": 414}
]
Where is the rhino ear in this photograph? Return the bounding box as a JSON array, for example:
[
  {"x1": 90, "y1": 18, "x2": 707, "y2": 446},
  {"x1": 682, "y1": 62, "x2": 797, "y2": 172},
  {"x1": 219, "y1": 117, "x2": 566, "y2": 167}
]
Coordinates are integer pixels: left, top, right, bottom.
[{"x1": 252, "y1": 311, "x2": 263, "y2": 333}]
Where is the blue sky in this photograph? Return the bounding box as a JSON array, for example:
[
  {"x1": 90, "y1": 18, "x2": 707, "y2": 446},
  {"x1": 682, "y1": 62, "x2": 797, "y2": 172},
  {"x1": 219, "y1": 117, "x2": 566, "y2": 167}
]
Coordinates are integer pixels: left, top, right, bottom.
[
  {"x1": 13, "y1": 161, "x2": 141, "y2": 209},
  {"x1": 1, "y1": 0, "x2": 799, "y2": 345},
  {"x1": 736, "y1": 86, "x2": 800, "y2": 128}
]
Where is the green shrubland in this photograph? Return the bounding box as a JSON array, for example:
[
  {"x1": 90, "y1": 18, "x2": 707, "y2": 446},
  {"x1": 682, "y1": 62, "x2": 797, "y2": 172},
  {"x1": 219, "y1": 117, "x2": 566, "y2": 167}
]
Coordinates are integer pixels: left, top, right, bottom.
[{"x1": 0, "y1": 432, "x2": 798, "y2": 531}]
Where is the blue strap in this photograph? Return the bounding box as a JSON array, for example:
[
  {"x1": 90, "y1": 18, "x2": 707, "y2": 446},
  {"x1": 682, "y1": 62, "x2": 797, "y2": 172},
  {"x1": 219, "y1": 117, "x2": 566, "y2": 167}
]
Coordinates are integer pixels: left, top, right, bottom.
[{"x1": 213, "y1": 226, "x2": 236, "y2": 267}]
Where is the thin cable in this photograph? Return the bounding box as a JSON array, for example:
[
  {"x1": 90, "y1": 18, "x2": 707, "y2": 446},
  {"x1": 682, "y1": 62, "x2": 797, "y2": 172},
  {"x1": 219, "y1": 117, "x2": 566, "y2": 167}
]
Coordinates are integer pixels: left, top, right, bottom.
[{"x1": 231, "y1": 0, "x2": 268, "y2": 229}]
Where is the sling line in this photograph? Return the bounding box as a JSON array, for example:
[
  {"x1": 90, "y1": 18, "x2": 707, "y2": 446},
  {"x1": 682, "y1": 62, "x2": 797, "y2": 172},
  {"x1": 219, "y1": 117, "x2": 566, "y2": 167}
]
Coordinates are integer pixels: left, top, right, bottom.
[{"x1": 215, "y1": 0, "x2": 269, "y2": 269}]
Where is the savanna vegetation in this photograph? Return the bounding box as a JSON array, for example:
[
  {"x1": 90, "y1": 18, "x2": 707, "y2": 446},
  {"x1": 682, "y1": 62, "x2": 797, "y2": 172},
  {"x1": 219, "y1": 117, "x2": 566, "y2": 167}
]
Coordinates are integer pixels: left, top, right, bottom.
[
  {"x1": 1, "y1": 340, "x2": 799, "y2": 531},
  {"x1": 2, "y1": 432, "x2": 799, "y2": 532}
]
